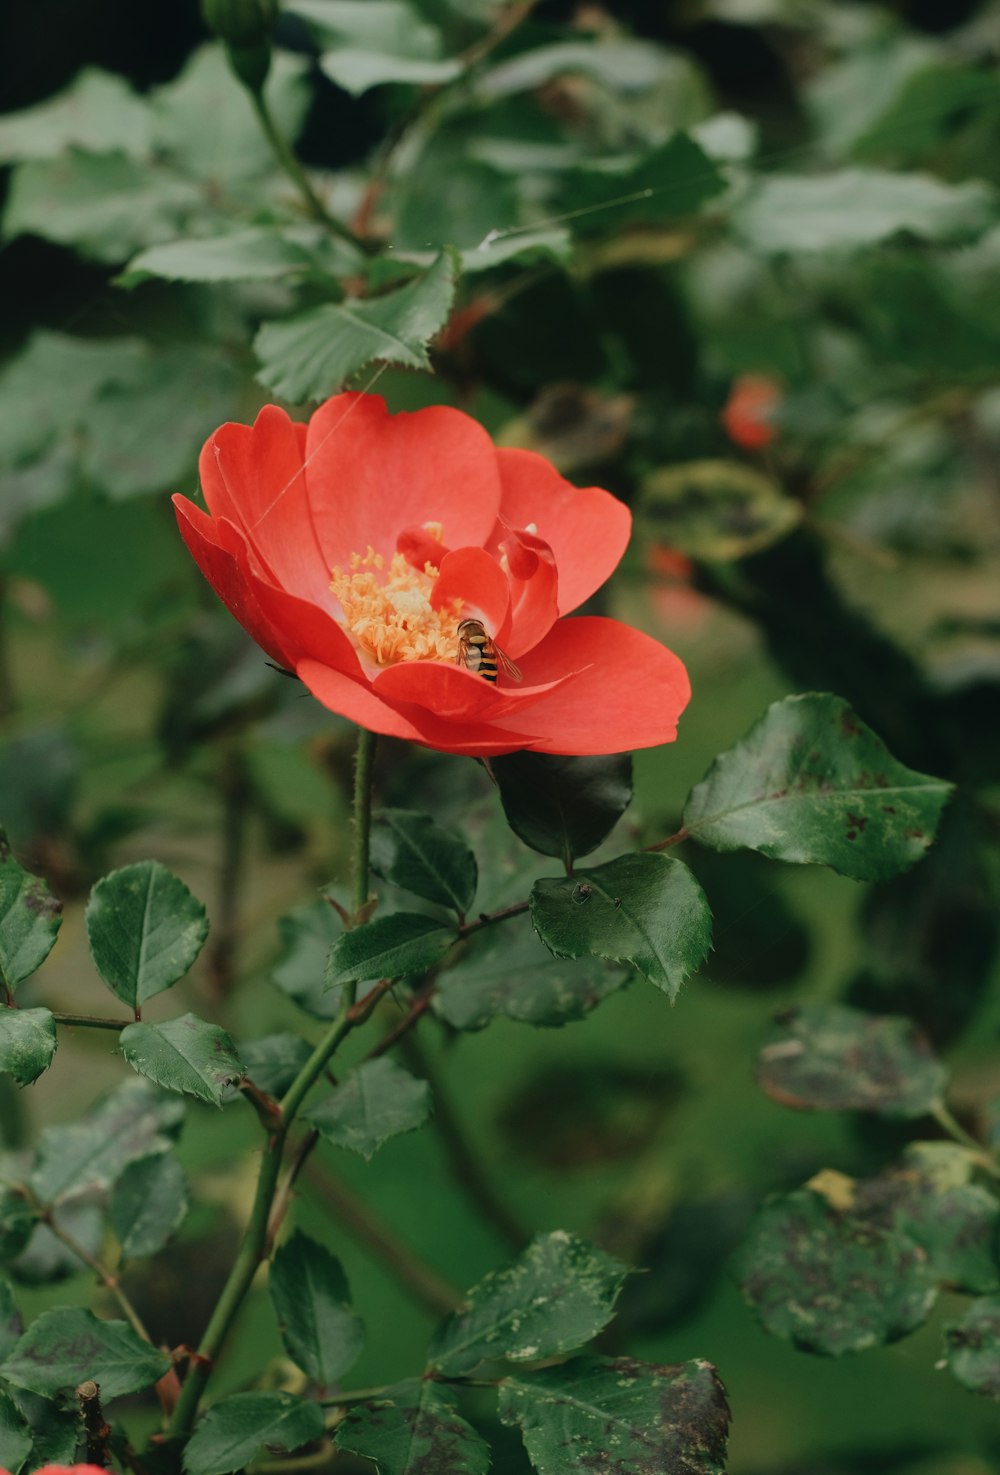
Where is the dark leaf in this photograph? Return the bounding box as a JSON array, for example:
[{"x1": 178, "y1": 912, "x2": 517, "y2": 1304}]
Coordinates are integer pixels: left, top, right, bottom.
[
  {"x1": 0, "y1": 1190, "x2": 35, "y2": 1263},
  {"x1": 0, "y1": 1008, "x2": 56, "y2": 1086},
  {"x1": 325, "y1": 913, "x2": 456, "y2": 989},
  {"x1": 0, "y1": 1277, "x2": 22, "y2": 1362},
  {"x1": 945, "y1": 1296, "x2": 1000, "y2": 1399},
  {"x1": 492, "y1": 752, "x2": 633, "y2": 865},
  {"x1": 236, "y1": 1034, "x2": 313, "y2": 1099},
  {"x1": 0, "y1": 836, "x2": 62, "y2": 993},
  {"x1": 370, "y1": 808, "x2": 477, "y2": 916},
  {"x1": 86, "y1": 860, "x2": 209, "y2": 1009},
  {"x1": 563, "y1": 132, "x2": 726, "y2": 234},
  {"x1": 110, "y1": 1150, "x2": 189, "y2": 1260},
  {"x1": 30, "y1": 1079, "x2": 184, "y2": 1206},
  {"x1": 270, "y1": 1230, "x2": 364, "y2": 1387},
  {"x1": 336, "y1": 1380, "x2": 490, "y2": 1475},
  {"x1": 118, "y1": 1015, "x2": 244, "y2": 1107},
  {"x1": 307, "y1": 1058, "x2": 431, "y2": 1161},
  {"x1": 0, "y1": 1385, "x2": 32, "y2": 1475},
  {"x1": 0, "y1": 1308, "x2": 169, "y2": 1399},
  {"x1": 183, "y1": 1391, "x2": 324, "y2": 1475},
  {"x1": 272, "y1": 898, "x2": 343, "y2": 1020},
  {"x1": 637, "y1": 460, "x2": 801, "y2": 561}
]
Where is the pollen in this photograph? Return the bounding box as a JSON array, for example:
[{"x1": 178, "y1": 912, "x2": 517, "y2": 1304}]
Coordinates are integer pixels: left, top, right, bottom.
[{"x1": 330, "y1": 547, "x2": 463, "y2": 667}]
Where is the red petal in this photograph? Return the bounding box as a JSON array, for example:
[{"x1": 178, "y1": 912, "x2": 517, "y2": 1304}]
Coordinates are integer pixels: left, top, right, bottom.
[
  {"x1": 372, "y1": 660, "x2": 570, "y2": 723},
  {"x1": 297, "y1": 658, "x2": 535, "y2": 756},
  {"x1": 199, "y1": 406, "x2": 331, "y2": 607},
  {"x1": 492, "y1": 616, "x2": 690, "y2": 755},
  {"x1": 492, "y1": 450, "x2": 631, "y2": 616},
  {"x1": 431, "y1": 547, "x2": 510, "y2": 635},
  {"x1": 304, "y1": 394, "x2": 502, "y2": 570},
  {"x1": 499, "y1": 527, "x2": 559, "y2": 657}
]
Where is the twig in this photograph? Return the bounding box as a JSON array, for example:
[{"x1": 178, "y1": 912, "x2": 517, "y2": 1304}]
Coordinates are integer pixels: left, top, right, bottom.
[
  {"x1": 44, "y1": 1214, "x2": 153, "y2": 1343},
  {"x1": 931, "y1": 1100, "x2": 1000, "y2": 1180},
  {"x1": 52, "y1": 1012, "x2": 132, "y2": 1031}
]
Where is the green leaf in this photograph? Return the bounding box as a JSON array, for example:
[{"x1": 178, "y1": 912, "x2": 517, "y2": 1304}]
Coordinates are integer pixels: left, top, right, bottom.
[
  {"x1": 530, "y1": 854, "x2": 712, "y2": 1001},
  {"x1": 269, "y1": 1230, "x2": 364, "y2": 1387},
  {"x1": 478, "y1": 37, "x2": 694, "y2": 99},
  {"x1": 272, "y1": 898, "x2": 343, "y2": 1020},
  {"x1": 0, "y1": 1385, "x2": 32, "y2": 1475},
  {"x1": 0, "y1": 1308, "x2": 169, "y2": 1399},
  {"x1": 370, "y1": 809, "x2": 477, "y2": 916},
  {"x1": 887, "y1": 1143, "x2": 1000, "y2": 1296},
  {"x1": 0, "y1": 1189, "x2": 35, "y2": 1265},
  {"x1": 0, "y1": 68, "x2": 153, "y2": 163},
  {"x1": 638, "y1": 460, "x2": 802, "y2": 561},
  {"x1": 30, "y1": 1079, "x2": 184, "y2": 1206},
  {"x1": 4, "y1": 1386, "x2": 80, "y2": 1469},
  {"x1": 0, "y1": 1009, "x2": 56, "y2": 1086},
  {"x1": 735, "y1": 167, "x2": 996, "y2": 254},
  {"x1": 321, "y1": 49, "x2": 462, "y2": 94},
  {"x1": 118, "y1": 1015, "x2": 244, "y2": 1106},
  {"x1": 307, "y1": 1058, "x2": 430, "y2": 1161},
  {"x1": 562, "y1": 132, "x2": 726, "y2": 235},
  {"x1": 428, "y1": 1231, "x2": 630, "y2": 1376},
  {"x1": 757, "y1": 1003, "x2": 947, "y2": 1119},
  {"x1": 0, "y1": 836, "x2": 62, "y2": 993},
  {"x1": 492, "y1": 752, "x2": 633, "y2": 864},
  {"x1": 683, "y1": 693, "x2": 954, "y2": 882},
  {"x1": 0, "y1": 1277, "x2": 22, "y2": 1361},
  {"x1": 499, "y1": 1356, "x2": 730, "y2": 1475},
  {"x1": 434, "y1": 925, "x2": 629, "y2": 1031},
  {"x1": 3, "y1": 149, "x2": 202, "y2": 263},
  {"x1": 237, "y1": 1034, "x2": 313, "y2": 1098},
  {"x1": 945, "y1": 1296, "x2": 1000, "y2": 1399},
  {"x1": 86, "y1": 860, "x2": 209, "y2": 1009},
  {"x1": 336, "y1": 1380, "x2": 490, "y2": 1475},
  {"x1": 308, "y1": 1, "x2": 460, "y2": 95},
  {"x1": 119, "y1": 223, "x2": 364, "y2": 287},
  {"x1": 183, "y1": 1390, "x2": 324, "y2": 1475},
  {"x1": 254, "y1": 250, "x2": 457, "y2": 401},
  {"x1": 110, "y1": 1151, "x2": 189, "y2": 1260},
  {"x1": 325, "y1": 913, "x2": 456, "y2": 988},
  {"x1": 736, "y1": 1182, "x2": 938, "y2": 1355}
]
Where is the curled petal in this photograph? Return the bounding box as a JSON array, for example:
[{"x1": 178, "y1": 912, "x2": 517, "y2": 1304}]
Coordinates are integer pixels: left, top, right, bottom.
[
  {"x1": 499, "y1": 527, "x2": 559, "y2": 657},
  {"x1": 431, "y1": 547, "x2": 510, "y2": 636},
  {"x1": 373, "y1": 660, "x2": 573, "y2": 723}
]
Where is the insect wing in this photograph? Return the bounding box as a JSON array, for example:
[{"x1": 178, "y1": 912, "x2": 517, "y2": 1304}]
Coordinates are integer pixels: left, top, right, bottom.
[{"x1": 496, "y1": 645, "x2": 523, "y2": 683}]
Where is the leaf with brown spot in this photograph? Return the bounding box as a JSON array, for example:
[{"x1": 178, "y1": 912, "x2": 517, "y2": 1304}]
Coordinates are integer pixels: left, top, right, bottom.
[
  {"x1": 945, "y1": 1295, "x2": 1000, "y2": 1399},
  {"x1": 336, "y1": 1379, "x2": 490, "y2": 1475},
  {"x1": 0, "y1": 1307, "x2": 169, "y2": 1399},
  {"x1": 0, "y1": 835, "x2": 62, "y2": 993},
  {"x1": 499, "y1": 1355, "x2": 730, "y2": 1475}
]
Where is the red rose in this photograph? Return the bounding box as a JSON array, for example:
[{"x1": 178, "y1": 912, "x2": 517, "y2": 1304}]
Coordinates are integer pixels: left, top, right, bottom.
[
  {"x1": 721, "y1": 374, "x2": 781, "y2": 451},
  {"x1": 5, "y1": 1466, "x2": 110, "y2": 1474},
  {"x1": 174, "y1": 393, "x2": 689, "y2": 757}
]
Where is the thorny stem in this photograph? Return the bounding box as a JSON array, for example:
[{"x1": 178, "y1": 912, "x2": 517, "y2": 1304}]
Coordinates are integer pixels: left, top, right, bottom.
[
  {"x1": 931, "y1": 1100, "x2": 1000, "y2": 1180},
  {"x1": 247, "y1": 87, "x2": 366, "y2": 251},
  {"x1": 168, "y1": 726, "x2": 380, "y2": 1444},
  {"x1": 43, "y1": 1213, "x2": 153, "y2": 1344}
]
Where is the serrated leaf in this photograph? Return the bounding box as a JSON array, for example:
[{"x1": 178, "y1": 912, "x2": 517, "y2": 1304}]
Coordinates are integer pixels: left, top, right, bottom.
[
  {"x1": 945, "y1": 1296, "x2": 1000, "y2": 1398},
  {"x1": 307, "y1": 1058, "x2": 430, "y2": 1161},
  {"x1": 0, "y1": 68, "x2": 153, "y2": 163},
  {"x1": 758, "y1": 1002, "x2": 947, "y2": 1118},
  {"x1": 326, "y1": 913, "x2": 456, "y2": 988},
  {"x1": 0, "y1": 837, "x2": 62, "y2": 993},
  {"x1": 492, "y1": 752, "x2": 633, "y2": 865},
  {"x1": 0, "y1": 1009, "x2": 56, "y2": 1086},
  {"x1": 428, "y1": 1231, "x2": 630, "y2": 1376},
  {"x1": 530, "y1": 854, "x2": 711, "y2": 1001},
  {"x1": 434, "y1": 925, "x2": 628, "y2": 1031},
  {"x1": 270, "y1": 1230, "x2": 364, "y2": 1387},
  {"x1": 0, "y1": 1308, "x2": 169, "y2": 1399},
  {"x1": 86, "y1": 859, "x2": 209, "y2": 1008},
  {"x1": 119, "y1": 223, "x2": 364, "y2": 287},
  {"x1": 0, "y1": 1385, "x2": 32, "y2": 1475},
  {"x1": 499, "y1": 1356, "x2": 730, "y2": 1475},
  {"x1": 183, "y1": 1390, "x2": 324, "y2": 1475},
  {"x1": 272, "y1": 898, "x2": 343, "y2": 1020},
  {"x1": 370, "y1": 809, "x2": 477, "y2": 916},
  {"x1": 119, "y1": 1015, "x2": 244, "y2": 1106},
  {"x1": 683, "y1": 693, "x2": 954, "y2": 881},
  {"x1": 254, "y1": 250, "x2": 457, "y2": 401},
  {"x1": 638, "y1": 460, "x2": 802, "y2": 561},
  {"x1": 736, "y1": 1184, "x2": 938, "y2": 1355},
  {"x1": 110, "y1": 1151, "x2": 189, "y2": 1260},
  {"x1": 237, "y1": 1034, "x2": 313, "y2": 1098},
  {"x1": 336, "y1": 1380, "x2": 490, "y2": 1475},
  {"x1": 4, "y1": 1385, "x2": 80, "y2": 1468},
  {"x1": 735, "y1": 167, "x2": 996, "y2": 253},
  {"x1": 30, "y1": 1078, "x2": 184, "y2": 1206}
]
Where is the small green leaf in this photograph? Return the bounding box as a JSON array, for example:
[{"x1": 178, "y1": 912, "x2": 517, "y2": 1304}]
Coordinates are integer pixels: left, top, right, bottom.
[
  {"x1": 307, "y1": 1058, "x2": 430, "y2": 1161},
  {"x1": 758, "y1": 1002, "x2": 947, "y2": 1118},
  {"x1": 434, "y1": 926, "x2": 628, "y2": 1031},
  {"x1": 30, "y1": 1078, "x2": 184, "y2": 1206},
  {"x1": 254, "y1": 250, "x2": 457, "y2": 401},
  {"x1": 371, "y1": 809, "x2": 477, "y2": 916},
  {"x1": 638, "y1": 460, "x2": 801, "y2": 561},
  {"x1": 120, "y1": 224, "x2": 362, "y2": 286},
  {"x1": 735, "y1": 167, "x2": 996, "y2": 253},
  {"x1": 530, "y1": 854, "x2": 711, "y2": 1001},
  {"x1": 0, "y1": 1386, "x2": 32, "y2": 1475},
  {"x1": 492, "y1": 752, "x2": 633, "y2": 864},
  {"x1": 183, "y1": 1391, "x2": 325, "y2": 1475},
  {"x1": 86, "y1": 859, "x2": 209, "y2": 1009},
  {"x1": 270, "y1": 1230, "x2": 364, "y2": 1387},
  {"x1": 119, "y1": 1015, "x2": 244, "y2": 1107},
  {"x1": 0, "y1": 1008, "x2": 56, "y2": 1086},
  {"x1": 4, "y1": 1385, "x2": 80, "y2": 1469},
  {"x1": 888, "y1": 1143, "x2": 1000, "y2": 1296},
  {"x1": 499, "y1": 1356, "x2": 730, "y2": 1475},
  {"x1": 0, "y1": 67, "x2": 152, "y2": 163},
  {"x1": 945, "y1": 1296, "x2": 1000, "y2": 1399},
  {"x1": 0, "y1": 1308, "x2": 169, "y2": 1399},
  {"x1": 321, "y1": 49, "x2": 462, "y2": 94},
  {"x1": 0, "y1": 1277, "x2": 22, "y2": 1361},
  {"x1": 736, "y1": 1183, "x2": 937, "y2": 1355},
  {"x1": 0, "y1": 836, "x2": 62, "y2": 992},
  {"x1": 110, "y1": 1151, "x2": 189, "y2": 1260},
  {"x1": 428, "y1": 1231, "x2": 630, "y2": 1376},
  {"x1": 272, "y1": 898, "x2": 343, "y2": 1020},
  {"x1": 310, "y1": 0, "x2": 460, "y2": 95},
  {"x1": 336, "y1": 1380, "x2": 490, "y2": 1475},
  {"x1": 238, "y1": 1034, "x2": 313, "y2": 1098},
  {"x1": 683, "y1": 693, "x2": 954, "y2": 881},
  {"x1": 0, "y1": 1189, "x2": 35, "y2": 1263},
  {"x1": 563, "y1": 131, "x2": 726, "y2": 234},
  {"x1": 325, "y1": 913, "x2": 456, "y2": 989}
]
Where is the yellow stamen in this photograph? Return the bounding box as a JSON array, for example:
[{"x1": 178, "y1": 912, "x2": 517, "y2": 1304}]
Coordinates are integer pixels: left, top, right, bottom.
[{"x1": 330, "y1": 548, "x2": 463, "y2": 667}]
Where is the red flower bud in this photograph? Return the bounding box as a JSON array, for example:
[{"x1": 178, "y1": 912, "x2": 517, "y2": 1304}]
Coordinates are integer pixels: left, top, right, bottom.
[{"x1": 721, "y1": 374, "x2": 781, "y2": 451}]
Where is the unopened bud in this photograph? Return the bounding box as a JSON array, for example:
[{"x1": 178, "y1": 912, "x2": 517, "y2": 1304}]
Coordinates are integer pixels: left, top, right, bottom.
[{"x1": 201, "y1": 0, "x2": 278, "y2": 49}]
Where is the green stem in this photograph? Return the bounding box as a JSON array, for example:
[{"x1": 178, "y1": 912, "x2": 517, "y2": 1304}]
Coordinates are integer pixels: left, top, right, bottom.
[
  {"x1": 351, "y1": 728, "x2": 377, "y2": 918},
  {"x1": 52, "y1": 1012, "x2": 131, "y2": 1031},
  {"x1": 43, "y1": 1215, "x2": 152, "y2": 1344},
  {"x1": 931, "y1": 1100, "x2": 1000, "y2": 1179},
  {"x1": 247, "y1": 88, "x2": 364, "y2": 250}
]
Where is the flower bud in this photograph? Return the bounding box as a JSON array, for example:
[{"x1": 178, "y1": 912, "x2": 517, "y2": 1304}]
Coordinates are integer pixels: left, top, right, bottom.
[{"x1": 201, "y1": 0, "x2": 278, "y2": 49}]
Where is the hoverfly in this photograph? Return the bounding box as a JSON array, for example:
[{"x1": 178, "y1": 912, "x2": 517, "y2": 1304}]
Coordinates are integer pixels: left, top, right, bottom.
[{"x1": 456, "y1": 618, "x2": 522, "y2": 684}]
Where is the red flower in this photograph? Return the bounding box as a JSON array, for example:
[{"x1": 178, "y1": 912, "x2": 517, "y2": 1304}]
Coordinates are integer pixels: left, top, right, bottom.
[
  {"x1": 173, "y1": 393, "x2": 689, "y2": 757},
  {"x1": 721, "y1": 374, "x2": 781, "y2": 451},
  {"x1": 5, "y1": 1466, "x2": 111, "y2": 1474}
]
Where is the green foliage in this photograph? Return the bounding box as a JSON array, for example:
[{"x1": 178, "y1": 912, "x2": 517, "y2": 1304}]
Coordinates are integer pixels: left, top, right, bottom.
[
  {"x1": 118, "y1": 1015, "x2": 245, "y2": 1105},
  {"x1": 0, "y1": 1308, "x2": 169, "y2": 1399},
  {"x1": 637, "y1": 461, "x2": 802, "y2": 561},
  {"x1": 307, "y1": 1057, "x2": 431, "y2": 1160},
  {"x1": 270, "y1": 1230, "x2": 365, "y2": 1386},
  {"x1": 183, "y1": 1391, "x2": 324, "y2": 1475},
  {"x1": 945, "y1": 1297, "x2": 1000, "y2": 1399},
  {"x1": 336, "y1": 1380, "x2": 490, "y2": 1475},
  {"x1": 0, "y1": 1386, "x2": 32, "y2": 1475},
  {"x1": 492, "y1": 752, "x2": 633, "y2": 864},
  {"x1": 87, "y1": 860, "x2": 210, "y2": 1008},
  {"x1": 0, "y1": 1009, "x2": 56, "y2": 1086},
  {"x1": 326, "y1": 913, "x2": 457, "y2": 988},
  {"x1": 0, "y1": 838, "x2": 62, "y2": 993},
  {"x1": 370, "y1": 808, "x2": 477, "y2": 916},
  {"x1": 109, "y1": 1151, "x2": 189, "y2": 1259}
]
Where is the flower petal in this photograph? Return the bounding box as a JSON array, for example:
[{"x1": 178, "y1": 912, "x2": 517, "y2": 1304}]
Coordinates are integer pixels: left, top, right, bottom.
[
  {"x1": 372, "y1": 660, "x2": 571, "y2": 723},
  {"x1": 493, "y1": 449, "x2": 631, "y2": 616},
  {"x1": 297, "y1": 658, "x2": 535, "y2": 756},
  {"x1": 498, "y1": 527, "x2": 559, "y2": 657},
  {"x1": 431, "y1": 547, "x2": 510, "y2": 635},
  {"x1": 199, "y1": 405, "x2": 333, "y2": 607},
  {"x1": 492, "y1": 616, "x2": 690, "y2": 755},
  {"x1": 304, "y1": 394, "x2": 502, "y2": 570}
]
